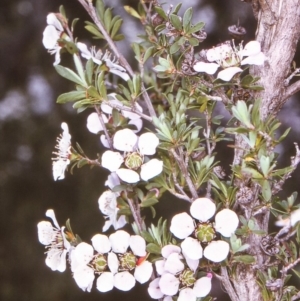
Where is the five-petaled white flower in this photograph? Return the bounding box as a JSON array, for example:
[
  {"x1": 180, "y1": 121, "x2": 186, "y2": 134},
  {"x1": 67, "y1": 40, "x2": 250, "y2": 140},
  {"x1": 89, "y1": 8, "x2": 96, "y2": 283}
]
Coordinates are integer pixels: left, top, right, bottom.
[
  {"x1": 98, "y1": 190, "x2": 127, "y2": 232},
  {"x1": 148, "y1": 245, "x2": 212, "y2": 300},
  {"x1": 70, "y1": 231, "x2": 153, "y2": 292},
  {"x1": 37, "y1": 209, "x2": 71, "y2": 272},
  {"x1": 42, "y1": 13, "x2": 65, "y2": 65},
  {"x1": 101, "y1": 128, "x2": 163, "y2": 183},
  {"x1": 77, "y1": 42, "x2": 130, "y2": 81},
  {"x1": 170, "y1": 197, "x2": 239, "y2": 263},
  {"x1": 52, "y1": 122, "x2": 72, "y2": 181},
  {"x1": 193, "y1": 40, "x2": 265, "y2": 81}
]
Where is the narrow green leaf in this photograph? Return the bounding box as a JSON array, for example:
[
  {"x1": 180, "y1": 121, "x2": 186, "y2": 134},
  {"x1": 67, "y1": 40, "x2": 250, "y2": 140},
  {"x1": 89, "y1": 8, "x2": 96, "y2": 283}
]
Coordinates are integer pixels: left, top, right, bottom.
[
  {"x1": 57, "y1": 91, "x2": 86, "y2": 104},
  {"x1": 55, "y1": 65, "x2": 86, "y2": 87},
  {"x1": 111, "y1": 18, "x2": 123, "y2": 38},
  {"x1": 188, "y1": 21, "x2": 205, "y2": 33},
  {"x1": 71, "y1": 18, "x2": 80, "y2": 32},
  {"x1": 154, "y1": 6, "x2": 167, "y2": 20},
  {"x1": 73, "y1": 54, "x2": 87, "y2": 86},
  {"x1": 86, "y1": 58, "x2": 94, "y2": 85},
  {"x1": 140, "y1": 198, "x2": 159, "y2": 208},
  {"x1": 146, "y1": 243, "x2": 161, "y2": 255},
  {"x1": 170, "y1": 42, "x2": 181, "y2": 54},
  {"x1": 124, "y1": 6, "x2": 141, "y2": 19},
  {"x1": 183, "y1": 7, "x2": 193, "y2": 29},
  {"x1": 170, "y1": 14, "x2": 182, "y2": 30},
  {"x1": 233, "y1": 255, "x2": 256, "y2": 264},
  {"x1": 104, "y1": 8, "x2": 112, "y2": 31},
  {"x1": 84, "y1": 24, "x2": 104, "y2": 39},
  {"x1": 96, "y1": 0, "x2": 105, "y2": 20}
]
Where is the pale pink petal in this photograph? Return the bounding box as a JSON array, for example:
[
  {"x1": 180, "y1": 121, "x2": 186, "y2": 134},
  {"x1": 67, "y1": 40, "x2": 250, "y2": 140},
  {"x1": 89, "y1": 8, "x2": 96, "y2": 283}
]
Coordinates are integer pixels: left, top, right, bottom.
[
  {"x1": 164, "y1": 253, "x2": 184, "y2": 274},
  {"x1": 181, "y1": 237, "x2": 203, "y2": 260},
  {"x1": 178, "y1": 288, "x2": 197, "y2": 301},
  {"x1": 241, "y1": 52, "x2": 266, "y2": 66},
  {"x1": 159, "y1": 273, "x2": 180, "y2": 296},
  {"x1": 113, "y1": 129, "x2": 138, "y2": 151},
  {"x1": 138, "y1": 133, "x2": 159, "y2": 155},
  {"x1": 102, "y1": 151, "x2": 124, "y2": 172},
  {"x1": 193, "y1": 275, "x2": 212, "y2": 297},
  {"x1": 148, "y1": 278, "x2": 164, "y2": 299},
  {"x1": 241, "y1": 41, "x2": 261, "y2": 57},
  {"x1": 87, "y1": 112, "x2": 107, "y2": 134},
  {"x1": 155, "y1": 260, "x2": 165, "y2": 275},
  {"x1": 161, "y1": 245, "x2": 181, "y2": 258}
]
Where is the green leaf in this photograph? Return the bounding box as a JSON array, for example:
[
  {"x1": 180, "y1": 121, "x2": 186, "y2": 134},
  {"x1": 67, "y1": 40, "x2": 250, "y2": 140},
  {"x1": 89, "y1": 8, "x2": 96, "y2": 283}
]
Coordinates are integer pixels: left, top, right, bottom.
[
  {"x1": 140, "y1": 198, "x2": 159, "y2": 208},
  {"x1": 73, "y1": 54, "x2": 87, "y2": 86},
  {"x1": 85, "y1": 24, "x2": 104, "y2": 39},
  {"x1": 233, "y1": 255, "x2": 256, "y2": 264},
  {"x1": 96, "y1": 0, "x2": 105, "y2": 20},
  {"x1": 54, "y1": 65, "x2": 87, "y2": 87},
  {"x1": 57, "y1": 91, "x2": 86, "y2": 104},
  {"x1": 87, "y1": 86, "x2": 100, "y2": 98},
  {"x1": 146, "y1": 243, "x2": 161, "y2": 255},
  {"x1": 86, "y1": 59, "x2": 94, "y2": 85},
  {"x1": 71, "y1": 18, "x2": 80, "y2": 32},
  {"x1": 170, "y1": 14, "x2": 182, "y2": 30},
  {"x1": 111, "y1": 18, "x2": 123, "y2": 38},
  {"x1": 170, "y1": 42, "x2": 181, "y2": 54},
  {"x1": 154, "y1": 6, "x2": 167, "y2": 20},
  {"x1": 124, "y1": 6, "x2": 141, "y2": 19},
  {"x1": 143, "y1": 47, "x2": 154, "y2": 63},
  {"x1": 104, "y1": 8, "x2": 112, "y2": 31},
  {"x1": 261, "y1": 180, "x2": 271, "y2": 202},
  {"x1": 183, "y1": 7, "x2": 192, "y2": 33},
  {"x1": 188, "y1": 21, "x2": 205, "y2": 33}
]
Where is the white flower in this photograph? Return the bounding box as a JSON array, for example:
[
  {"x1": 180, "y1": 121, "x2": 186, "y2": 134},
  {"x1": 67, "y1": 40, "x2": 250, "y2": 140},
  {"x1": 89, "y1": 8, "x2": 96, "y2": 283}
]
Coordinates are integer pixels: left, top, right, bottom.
[
  {"x1": 77, "y1": 42, "x2": 130, "y2": 81},
  {"x1": 170, "y1": 198, "x2": 238, "y2": 262},
  {"x1": 98, "y1": 190, "x2": 127, "y2": 232},
  {"x1": 42, "y1": 13, "x2": 64, "y2": 65},
  {"x1": 101, "y1": 129, "x2": 163, "y2": 183},
  {"x1": 193, "y1": 40, "x2": 265, "y2": 81},
  {"x1": 276, "y1": 208, "x2": 300, "y2": 227},
  {"x1": 52, "y1": 122, "x2": 72, "y2": 181},
  {"x1": 96, "y1": 230, "x2": 153, "y2": 292},
  {"x1": 37, "y1": 209, "x2": 71, "y2": 272}
]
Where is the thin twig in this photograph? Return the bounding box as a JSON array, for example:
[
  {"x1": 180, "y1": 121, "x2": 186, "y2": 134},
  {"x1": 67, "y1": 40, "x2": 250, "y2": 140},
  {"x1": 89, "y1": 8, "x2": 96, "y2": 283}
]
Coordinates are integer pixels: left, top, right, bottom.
[
  {"x1": 77, "y1": 0, "x2": 156, "y2": 117},
  {"x1": 127, "y1": 196, "x2": 145, "y2": 232}
]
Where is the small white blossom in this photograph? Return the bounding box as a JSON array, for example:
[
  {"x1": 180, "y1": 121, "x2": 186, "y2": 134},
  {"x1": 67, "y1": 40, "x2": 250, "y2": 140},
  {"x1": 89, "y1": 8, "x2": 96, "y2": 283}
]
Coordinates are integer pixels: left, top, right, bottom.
[
  {"x1": 170, "y1": 198, "x2": 238, "y2": 263},
  {"x1": 42, "y1": 13, "x2": 65, "y2": 65},
  {"x1": 276, "y1": 208, "x2": 300, "y2": 227},
  {"x1": 37, "y1": 209, "x2": 71, "y2": 272},
  {"x1": 77, "y1": 42, "x2": 130, "y2": 81},
  {"x1": 98, "y1": 190, "x2": 127, "y2": 232},
  {"x1": 193, "y1": 40, "x2": 265, "y2": 81},
  {"x1": 101, "y1": 129, "x2": 163, "y2": 183},
  {"x1": 52, "y1": 122, "x2": 71, "y2": 181}
]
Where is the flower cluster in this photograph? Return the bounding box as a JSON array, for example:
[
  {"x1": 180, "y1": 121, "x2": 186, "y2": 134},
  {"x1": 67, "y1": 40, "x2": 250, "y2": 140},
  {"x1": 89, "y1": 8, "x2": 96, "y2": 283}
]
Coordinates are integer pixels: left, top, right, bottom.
[
  {"x1": 193, "y1": 40, "x2": 265, "y2": 81},
  {"x1": 77, "y1": 42, "x2": 130, "y2": 81},
  {"x1": 70, "y1": 230, "x2": 153, "y2": 292},
  {"x1": 170, "y1": 197, "x2": 239, "y2": 263},
  {"x1": 37, "y1": 209, "x2": 71, "y2": 272},
  {"x1": 148, "y1": 244, "x2": 212, "y2": 301},
  {"x1": 86, "y1": 93, "x2": 143, "y2": 147},
  {"x1": 52, "y1": 122, "x2": 72, "y2": 181},
  {"x1": 101, "y1": 128, "x2": 163, "y2": 184}
]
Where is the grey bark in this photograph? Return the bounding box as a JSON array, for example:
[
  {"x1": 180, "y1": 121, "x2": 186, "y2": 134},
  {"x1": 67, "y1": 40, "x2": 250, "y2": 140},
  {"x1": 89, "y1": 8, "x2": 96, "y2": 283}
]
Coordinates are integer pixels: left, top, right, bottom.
[{"x1": 224, "y1": 1, "x2": 300, "y2": 301}]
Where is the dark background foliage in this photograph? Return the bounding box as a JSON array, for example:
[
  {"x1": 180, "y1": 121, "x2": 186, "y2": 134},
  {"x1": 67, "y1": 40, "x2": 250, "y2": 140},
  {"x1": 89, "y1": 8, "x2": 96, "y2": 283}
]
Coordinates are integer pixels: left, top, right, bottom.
[{"x1": 1, "y1": 0, "x2": 299, "y2": 300}]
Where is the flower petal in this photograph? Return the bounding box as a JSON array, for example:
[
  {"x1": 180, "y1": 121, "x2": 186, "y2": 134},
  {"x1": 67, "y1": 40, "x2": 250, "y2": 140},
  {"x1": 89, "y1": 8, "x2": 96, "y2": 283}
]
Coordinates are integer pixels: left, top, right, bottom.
[
  {"x1": 102, "y1": 151, "x2": 124, "y2": 172},
  {"x1": 159, "y1": 273, "x2": 180, "y2": 296},
  {"x1": 214, "y1": 209, "x2": 239, "y2": 237},
  {"x1": 138, "y1": 133, "x2": 159, "y2": 155},
  {"x1": 217, "y1": 67, "x2": 242, "y2": 81},
  {"x1": 116, "y1": 168, "x2": 140, "y2": 183},
  {"x1": 241, "y1": 52, "x2": 266, "y2": 66},
  {"x1": 98, "y1": 190, "x2": 118, "y2": 215},
  {"x1": 164, "y1": 253, "x2": 184, "y2": 274},
  {"x1": 107, "y1": 252, "x2": 119, "y2": 274},
  {"x1": 193, "y1": 275, "x2": 212, "y2": 297},
  {"x1": 45, "y1": 209, "x2": 60, "y2": 229},
  {"x1": 73, "y1": 242, "x2": 94, "y2": 265},
  {"x1": 43, "y1": 25, "x2": 60, "y2": 49},
  {"x1": 193, "y1": 62, "x2": 219, "y2": 74},
  {"x1": 241, "y1": 41, "x2": 261, "y2": 57},
  {"x1": 148, "y1": 278, "x2": 164, "y2": 299},
  {"x1": 170, "y1": 212, "x2": 194, "y2": 239},
  {"x1": 129, "y1": 235, "x2": 146, "y2": 257},
  {"x1": 178, "y1": 288, "x2": 197, "y2": 301},
  {"x1": 37, "y1": 221, "x2": 54, "y2": 245},
  {"x1": 110, "y1": 230, "x2": 130, "y2": 254},
  {"x1": 140, "y1": 159, "x2": 163, "y2": 181},
  {"x1": 113, "y1": 129, "x2": 138, "y2": 152},
  {"x1": 87, "y1": 112, "x2": 107, "y2": 134},
  {"x1": 114, "y1": 271, "x2": 136, "y2": 291},
  {"x1": 161, "y1": 245, "x2": 181, "y2": 258},
  {"x1": 181, "y1": 237, "x2": 203, "y2": 260},
  {"x1": 46, "y1": 248, "x2": 68, "y2": 272},
  {"x1": 105, "y1": 172, "x2": 121, "y2": 189},
  {"x1": 52, "y1": 159, "x2": 69, "y2": 181},
  {"x1": 73, "y1": 265, "x2": 95, "y2": 292},
  {"x1": 96, "y1": 272, "x2": 114, "y2": 292},
  {"x1": 91, "y1": 234, "x2": 111, "y2": 253},
  {"x1": 46, "y1": 13, "x2": 63, "y2": 31},
  {"x1": 134, "y1": 260, "x2": 153, "y2": 283},
  {"x1": 204, "y1": 240, "x2": 229, "y2": 262},
  {"x1": 190, "y1": 198, "x2": 216, "y2": 222}
]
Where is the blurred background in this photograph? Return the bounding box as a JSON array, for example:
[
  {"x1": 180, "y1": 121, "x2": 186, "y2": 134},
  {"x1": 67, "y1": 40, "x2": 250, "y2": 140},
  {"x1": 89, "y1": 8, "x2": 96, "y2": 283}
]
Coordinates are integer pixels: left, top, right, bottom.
[{"x1": 1, "y1": 0, "x2": 300, "y2": 300}]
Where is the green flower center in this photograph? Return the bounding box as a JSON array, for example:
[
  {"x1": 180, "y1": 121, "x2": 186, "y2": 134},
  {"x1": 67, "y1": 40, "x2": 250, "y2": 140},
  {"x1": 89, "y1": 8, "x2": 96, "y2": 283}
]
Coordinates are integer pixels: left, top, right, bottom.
[
  {"x1": 195, "y1": 222, "x2": 216, "y2": 243},
  {"x1": 179, "y1": 269, "x2": 196, "y2": 287},
  {"x1": 119, "y1": 252, "x2": 137, "y2": 271},
  {"x1": 92, "y1": 254, "x2": 107, "y2": 273},
  {"x1": 125, "y1": 152, "x2": 143, "y2": 170}
]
